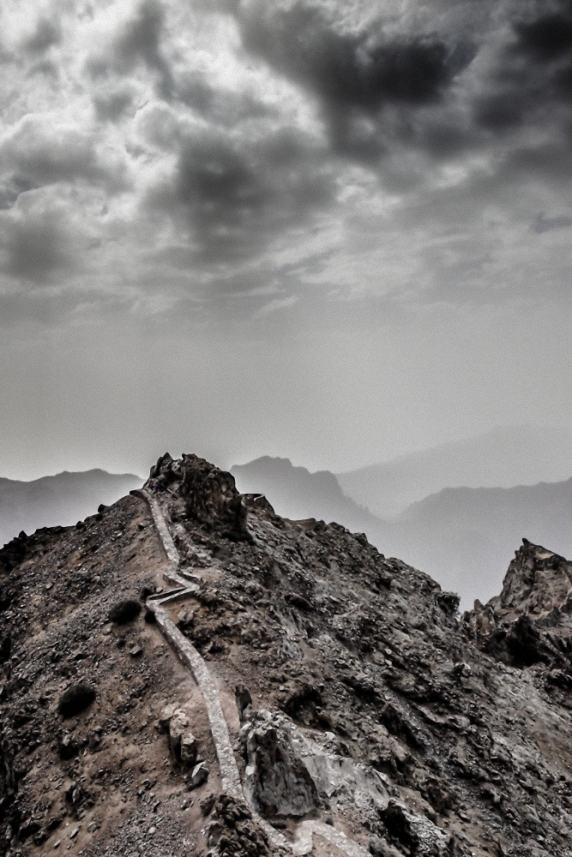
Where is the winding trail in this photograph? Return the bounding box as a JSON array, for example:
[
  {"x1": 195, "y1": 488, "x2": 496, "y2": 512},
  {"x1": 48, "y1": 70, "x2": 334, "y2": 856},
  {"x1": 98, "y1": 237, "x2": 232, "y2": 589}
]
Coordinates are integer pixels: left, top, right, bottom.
[{"x1": 135, "y1": 487, "x2": 370, "y2": 857}]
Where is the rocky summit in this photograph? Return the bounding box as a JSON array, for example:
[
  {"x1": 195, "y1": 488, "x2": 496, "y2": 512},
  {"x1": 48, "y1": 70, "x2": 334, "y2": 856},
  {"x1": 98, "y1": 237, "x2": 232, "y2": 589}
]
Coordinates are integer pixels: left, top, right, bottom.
[{"x1": 1, "y1": 454, "x2": 572, "y2": 857}]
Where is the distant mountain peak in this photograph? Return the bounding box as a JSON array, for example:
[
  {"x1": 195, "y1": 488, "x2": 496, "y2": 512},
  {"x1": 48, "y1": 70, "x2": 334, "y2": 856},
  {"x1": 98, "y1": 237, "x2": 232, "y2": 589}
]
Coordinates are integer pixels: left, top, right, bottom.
[{"x1": 231, "y1": 456, "x2": 377, "y2": 528}]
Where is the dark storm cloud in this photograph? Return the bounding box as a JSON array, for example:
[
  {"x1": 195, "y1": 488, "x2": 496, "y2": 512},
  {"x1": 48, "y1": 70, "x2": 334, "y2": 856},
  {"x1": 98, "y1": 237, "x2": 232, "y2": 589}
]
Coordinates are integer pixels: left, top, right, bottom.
[
  {"x1": 235, "y1": 2, "x2": 475, "y2": 160},
  {"x1": 0, "y1": 189, "x2": 17, "y2": 210},
  {"x1": 176, "y1": 74, "x2": 214, "y2": 115},
  {"x1": 228, "y1": 0, "x2": 572, "y2": 199},
  {"x1": 5, "y1": 0, "x2": 572, "y2": 313},
  {"x1": 0, "y1": 118, "x2": 126, "y2": 193},
  {"x1": 513, "y1": 5, "x2": 572, "y2": 62},
  {"x1": 176, "y1": 136, "x2": 267, "y2": 227},
  {"x1": 151, "y1": 126, "x2": 332, "y2": 264},
  {"x1": 113, "y1": 0, "x2": 174, "y2": 98},
  {"x1": 513, "y1": 4, "x2": 572, "y2": 114},
  {"x1": 24, "y1": 18, "x2": 61, "y2": 55},
  {"x1": 473, "y1": 92, "x2": 525, "y2": 132},
  {"x1": 470, "y1": 1, "x2": 572, "y2": 137},
  {"x1": 177, "y1": 75, "x2": 273, "y2": 129},
  {"x1": 238, "y1": 5, "x2": 463, "y2": 108},
  {"x1": 0, "y1": 176, "x2": 35, "y2": 211},
  {"x1": 532, "y1": 212, "x2": 572, "y2": 233}
]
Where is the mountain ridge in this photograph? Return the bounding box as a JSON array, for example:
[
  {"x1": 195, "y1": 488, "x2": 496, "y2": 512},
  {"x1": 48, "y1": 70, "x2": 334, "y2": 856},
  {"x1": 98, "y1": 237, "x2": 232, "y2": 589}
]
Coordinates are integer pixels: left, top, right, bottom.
[
  {"x1": 1, "y1": 452, "x2": 572, "y2": 857},
  {"x1": 336, "y1": 425, "x2": 572, "y2": 518},
  {"x1": 231, "y1": 455, "x2": 378, "y2": 531},
  {"x1": 231, "y1": 454, "x2": 572, "y2": 608}
]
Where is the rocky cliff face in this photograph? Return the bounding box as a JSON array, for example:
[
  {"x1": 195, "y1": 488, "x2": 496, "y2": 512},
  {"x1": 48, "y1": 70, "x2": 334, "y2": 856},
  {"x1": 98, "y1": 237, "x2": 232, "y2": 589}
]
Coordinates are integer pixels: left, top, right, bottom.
[{"x1": 1, "y1": 455, "x2": 572, "y2": 857}]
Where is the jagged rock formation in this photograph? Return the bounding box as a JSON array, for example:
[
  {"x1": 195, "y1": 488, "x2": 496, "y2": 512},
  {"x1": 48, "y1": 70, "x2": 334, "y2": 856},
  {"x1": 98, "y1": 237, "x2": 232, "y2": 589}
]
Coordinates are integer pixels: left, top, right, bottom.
[
  {"x1": 1, "y1": 454, "x2": 572, "y2": 857},
  {"x1": 466, "y1": 540, "x2": 572, "y2": 673}
]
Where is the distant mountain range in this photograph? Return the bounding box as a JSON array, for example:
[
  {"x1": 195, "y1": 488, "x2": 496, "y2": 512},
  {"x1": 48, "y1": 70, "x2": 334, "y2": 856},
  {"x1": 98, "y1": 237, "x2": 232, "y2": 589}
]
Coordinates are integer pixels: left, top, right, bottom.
[
  {"x1": 336, "y1": 425, "x2": 572, "y2": 518},
  {"x1": 231, "y1": 456, "x2": 380, "y2": 532},
  {"x1": 382, "y1": 478, "x2": 572, "y2": 608},
  {"x1": 232, "y1": 447, "x2": 572, "y2": 608},
  {"x1": 3, "y1": 426, "x2": 571, "y2": 608},
  {"x1": 0, "y1": 469, "x2": 142, "y2": 547}
]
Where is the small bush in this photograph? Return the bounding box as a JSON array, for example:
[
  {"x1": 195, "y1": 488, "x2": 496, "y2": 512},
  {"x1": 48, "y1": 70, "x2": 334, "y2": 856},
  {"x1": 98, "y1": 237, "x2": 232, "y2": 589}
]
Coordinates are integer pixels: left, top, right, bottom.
[
  {"x1": 108, "y1": 599, "x2": 142, "y2": 624},
  {"x1": 58, "y1": 683, "x2": 96, "y2": 718},
  {"x1": 144, "y1": 608, "x2": 156, "y2": 624}
]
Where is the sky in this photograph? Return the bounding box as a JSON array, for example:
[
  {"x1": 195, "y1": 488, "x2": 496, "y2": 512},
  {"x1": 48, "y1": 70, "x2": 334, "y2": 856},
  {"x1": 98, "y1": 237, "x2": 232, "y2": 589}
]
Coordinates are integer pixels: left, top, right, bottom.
[{"x1": 1, "y1": 0, "x2": 572, "y2": 481}]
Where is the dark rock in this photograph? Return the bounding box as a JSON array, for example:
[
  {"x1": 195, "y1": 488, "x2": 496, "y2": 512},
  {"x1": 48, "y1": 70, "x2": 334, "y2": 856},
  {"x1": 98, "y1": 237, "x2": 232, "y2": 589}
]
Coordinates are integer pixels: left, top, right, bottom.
[
  {"x1": 0, "y1": 635, "x2": 11, "y2": 663},
  {"x1": 235, "y1": 684, "x2": 252, "y2": 720},
  {"x1": 144, "y1": 607, "x2": 156, "y2": 623},
  {"x1": 469, "y1": 539, "x2": 572, "y2": 670},
  {"x1": 368, "y1": 835, "x2": 401, "y2": 857},
  {"x1": 178, "y1": 454, "x2": 250, "y2": 541},
  {"x1": 244, "y1": 713, "x2": 317, "y2": 818},
  {"x1": 435, "y1": 591, "x2": 460, "y2": 619},
  {"x1": 58, "y1": 733, "x2": 79, "y2": 760},
  {"x1": 286, "y1": 593, "x2": 313, "y2": 611},
  {"x1": 281, "y1": 682, "x2": 322, "y2": 723},
  {"x1": 200, "y1": 793, "x2": 216, "y2": 816},
  {"x1": 207, "y1": 794, "x2": 274, "y2": 857},
  {"x1": 57, "y1": 684, "x2": 96, "y2": 718},
  {"x1": 505, "y1": 614, "x2": 545, "y2": 666},
  {"x1": 188, "y1": 761, "x2": 209, "y2": 790},
  {"x1": 380, "y1": 801, "x2": 419, "y2": 852}
]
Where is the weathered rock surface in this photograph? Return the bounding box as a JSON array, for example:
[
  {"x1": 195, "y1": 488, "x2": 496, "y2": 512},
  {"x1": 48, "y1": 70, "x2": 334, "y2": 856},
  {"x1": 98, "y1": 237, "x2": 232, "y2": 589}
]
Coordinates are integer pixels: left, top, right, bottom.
[{"x1": 1, "y1": 453, "x2": 572, "y2": 857}]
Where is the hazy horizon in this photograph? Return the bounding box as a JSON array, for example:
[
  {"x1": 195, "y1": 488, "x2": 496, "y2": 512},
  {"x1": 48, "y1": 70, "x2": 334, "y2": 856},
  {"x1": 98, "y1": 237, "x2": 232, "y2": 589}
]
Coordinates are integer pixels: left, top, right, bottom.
[{"x1": 2, "y1": 422, "x2": 571, "y2": 487}]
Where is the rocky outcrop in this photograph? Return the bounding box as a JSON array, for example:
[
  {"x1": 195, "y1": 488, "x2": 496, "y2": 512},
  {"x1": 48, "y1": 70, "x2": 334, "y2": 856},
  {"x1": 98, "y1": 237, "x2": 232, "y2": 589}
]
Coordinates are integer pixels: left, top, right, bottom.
[
  {"x1": 466, "y1": 539, "x2": 572, "y2": 669},
  {"x1": 181, "y1": 454, "x2": 247, "y2": 538},
  {"x1": 243, "y1": 711, "x2": 319, "y2": 818},
  {"x1": 206, "y1": 794, "x2": 276, "y2": 857}
]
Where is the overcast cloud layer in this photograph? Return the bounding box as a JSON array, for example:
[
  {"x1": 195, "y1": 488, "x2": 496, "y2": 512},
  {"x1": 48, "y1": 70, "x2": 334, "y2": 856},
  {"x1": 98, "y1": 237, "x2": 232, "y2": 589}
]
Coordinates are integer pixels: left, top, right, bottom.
[{"x1": 1, "y1": 0, "x2": 571, "y2": 479}]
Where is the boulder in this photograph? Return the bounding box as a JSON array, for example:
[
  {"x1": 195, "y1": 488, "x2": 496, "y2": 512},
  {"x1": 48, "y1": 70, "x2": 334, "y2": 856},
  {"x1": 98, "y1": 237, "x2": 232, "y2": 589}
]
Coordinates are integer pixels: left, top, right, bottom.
[
  {"x1": 188, "y1": 761, "x2": 209, "y2": 790},
  {"x1": 244, "y1": 714, "x2": 317, "y2": 817},
  {"x1": 168, "y1": 710, "x2": 190, "y2": 756}
]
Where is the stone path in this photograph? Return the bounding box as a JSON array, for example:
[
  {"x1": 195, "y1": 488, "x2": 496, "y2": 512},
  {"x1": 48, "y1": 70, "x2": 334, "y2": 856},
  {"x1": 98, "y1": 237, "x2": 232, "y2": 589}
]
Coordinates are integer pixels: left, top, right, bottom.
[
  {"x1": 136, "y1": 487, "x2": 370, "y2": 857},
  {"x1": 150, "y1": 601, "x2": 243, "y2": 799}
]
